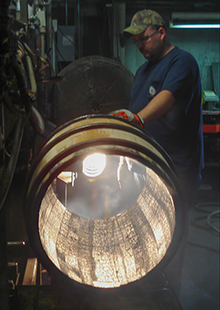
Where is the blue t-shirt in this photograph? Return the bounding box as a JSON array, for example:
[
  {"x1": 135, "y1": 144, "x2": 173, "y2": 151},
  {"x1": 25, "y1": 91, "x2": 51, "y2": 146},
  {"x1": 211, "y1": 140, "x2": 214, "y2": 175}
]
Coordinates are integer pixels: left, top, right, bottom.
[{"x1": 130, "y1": 47, "x2": 204, "y2": 196}]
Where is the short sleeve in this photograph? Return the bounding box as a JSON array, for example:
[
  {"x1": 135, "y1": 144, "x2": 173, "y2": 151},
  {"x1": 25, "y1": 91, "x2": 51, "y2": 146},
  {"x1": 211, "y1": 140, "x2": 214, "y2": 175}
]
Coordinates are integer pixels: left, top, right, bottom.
[{"x1": 161, "y1": 55, "x2": 198, "y2": 113}]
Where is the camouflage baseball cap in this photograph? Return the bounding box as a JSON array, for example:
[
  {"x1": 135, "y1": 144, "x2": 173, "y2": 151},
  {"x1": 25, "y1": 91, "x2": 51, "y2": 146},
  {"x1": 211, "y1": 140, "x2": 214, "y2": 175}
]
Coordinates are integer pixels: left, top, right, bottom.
[{"x1": 123, "y1": 9, "x2": 165, "y2": 38}]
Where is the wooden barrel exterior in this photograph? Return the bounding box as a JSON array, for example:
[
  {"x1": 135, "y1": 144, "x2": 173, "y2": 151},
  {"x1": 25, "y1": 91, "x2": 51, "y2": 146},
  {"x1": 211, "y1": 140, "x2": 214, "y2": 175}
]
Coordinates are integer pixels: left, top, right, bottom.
[{"x1": 24, "y1": 115, "x2": 185, "y2": 289}]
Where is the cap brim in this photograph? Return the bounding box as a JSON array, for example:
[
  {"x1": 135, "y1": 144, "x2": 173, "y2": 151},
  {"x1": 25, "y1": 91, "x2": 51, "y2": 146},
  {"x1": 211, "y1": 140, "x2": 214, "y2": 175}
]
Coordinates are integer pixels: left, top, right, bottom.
[{"x1": 122, "y1": 25, "x2": 147, "y2": 38}]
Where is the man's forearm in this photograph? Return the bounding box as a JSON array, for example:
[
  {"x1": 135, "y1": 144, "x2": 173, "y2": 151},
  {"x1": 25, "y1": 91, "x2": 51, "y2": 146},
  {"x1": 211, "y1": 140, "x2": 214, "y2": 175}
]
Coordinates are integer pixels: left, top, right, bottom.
[{"x1": 138, "y1": 90, "x2": 175, "y2": 125}]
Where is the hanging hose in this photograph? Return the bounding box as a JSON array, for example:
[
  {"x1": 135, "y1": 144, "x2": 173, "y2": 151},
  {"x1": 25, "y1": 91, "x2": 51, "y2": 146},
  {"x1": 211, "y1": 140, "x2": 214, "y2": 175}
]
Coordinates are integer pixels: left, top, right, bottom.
[
  {"x1": 191, "y1": 201, "x2": 220, "y2": 232},
  {"x1": 207, "y1": 209, "x2": 220, "y2": 233},
  {"x1": 17, "y1": 40, "x2": 37, "y2": 97}
]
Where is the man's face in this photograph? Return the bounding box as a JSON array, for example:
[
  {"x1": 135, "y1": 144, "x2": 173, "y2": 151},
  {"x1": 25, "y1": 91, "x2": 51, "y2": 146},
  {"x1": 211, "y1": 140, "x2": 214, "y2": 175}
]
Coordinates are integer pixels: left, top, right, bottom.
[{"x1": 132, "y1": 26, "x2": 165, "y2": 62}]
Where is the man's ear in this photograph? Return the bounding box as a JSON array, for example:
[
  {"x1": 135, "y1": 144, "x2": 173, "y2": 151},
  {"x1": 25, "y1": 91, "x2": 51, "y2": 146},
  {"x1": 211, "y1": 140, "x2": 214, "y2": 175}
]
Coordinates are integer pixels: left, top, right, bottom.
[{"x1": 158, "y1": 27, "x2": 166, "y2": 40}]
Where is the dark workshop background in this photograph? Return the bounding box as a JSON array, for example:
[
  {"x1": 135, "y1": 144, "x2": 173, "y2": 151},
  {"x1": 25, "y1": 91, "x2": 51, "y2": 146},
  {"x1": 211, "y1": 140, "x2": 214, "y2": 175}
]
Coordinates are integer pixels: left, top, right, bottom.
[{"x1": 0, "y1": 1, "x2": 219, "y2": 310}]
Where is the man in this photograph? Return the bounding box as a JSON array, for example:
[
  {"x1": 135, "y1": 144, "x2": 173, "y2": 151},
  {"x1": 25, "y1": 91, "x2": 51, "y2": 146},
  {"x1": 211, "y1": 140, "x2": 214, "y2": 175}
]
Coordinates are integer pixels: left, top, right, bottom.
[{"x1": 113, "y1": 9, "x2": 204, "y2": 206}]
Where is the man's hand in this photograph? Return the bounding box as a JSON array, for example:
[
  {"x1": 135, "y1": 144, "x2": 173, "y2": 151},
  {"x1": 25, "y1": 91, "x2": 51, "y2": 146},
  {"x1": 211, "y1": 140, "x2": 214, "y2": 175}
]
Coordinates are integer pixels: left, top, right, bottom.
[{"x1": 111, "y1": 109, "x2": 144, "y2": 128}]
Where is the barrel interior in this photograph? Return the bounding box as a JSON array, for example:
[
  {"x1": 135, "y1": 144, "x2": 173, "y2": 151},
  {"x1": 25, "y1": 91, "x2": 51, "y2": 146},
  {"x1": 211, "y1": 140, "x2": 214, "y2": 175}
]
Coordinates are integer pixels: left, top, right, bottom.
[{"x1": 38, "y1": 154, "x2": 176, "y2": 288}]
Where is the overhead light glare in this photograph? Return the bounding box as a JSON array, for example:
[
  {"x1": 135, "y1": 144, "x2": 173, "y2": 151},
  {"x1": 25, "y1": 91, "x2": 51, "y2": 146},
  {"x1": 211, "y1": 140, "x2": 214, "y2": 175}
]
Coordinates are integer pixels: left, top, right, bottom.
[
  {"x1": 170, "y1": 24, "x2": 220, "y2": 29},
  {"x1": 170, "y1": 12, "x2": 220, "y2": 29}
]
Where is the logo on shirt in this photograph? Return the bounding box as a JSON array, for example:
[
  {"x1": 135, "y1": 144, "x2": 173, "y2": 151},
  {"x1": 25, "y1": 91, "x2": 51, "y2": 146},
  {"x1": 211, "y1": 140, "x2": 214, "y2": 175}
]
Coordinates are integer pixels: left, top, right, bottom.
[{"x1": 149, "y1": 86, "x2": 156, "y2": 96}]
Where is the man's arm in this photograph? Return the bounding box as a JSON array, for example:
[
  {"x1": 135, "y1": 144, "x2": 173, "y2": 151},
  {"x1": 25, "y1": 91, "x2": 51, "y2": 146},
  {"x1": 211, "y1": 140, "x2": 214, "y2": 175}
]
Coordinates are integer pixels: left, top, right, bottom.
[{"x1": 138, "y1": 90, "x2": 176, "y2": 125}]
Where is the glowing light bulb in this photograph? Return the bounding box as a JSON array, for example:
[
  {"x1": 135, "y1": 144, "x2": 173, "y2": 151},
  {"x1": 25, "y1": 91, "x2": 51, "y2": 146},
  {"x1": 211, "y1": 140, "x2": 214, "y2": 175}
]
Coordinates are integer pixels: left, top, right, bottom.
[{"x1": 82, "y1": 153, "x2": 106, "y2": 177}]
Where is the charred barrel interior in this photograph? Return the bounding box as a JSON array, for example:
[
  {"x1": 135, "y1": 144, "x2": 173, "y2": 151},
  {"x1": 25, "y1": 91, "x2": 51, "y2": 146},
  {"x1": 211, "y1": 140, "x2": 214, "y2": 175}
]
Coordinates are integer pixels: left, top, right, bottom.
[{"x1": 24, "y1": 116, "x2": 185, "y2": 289}]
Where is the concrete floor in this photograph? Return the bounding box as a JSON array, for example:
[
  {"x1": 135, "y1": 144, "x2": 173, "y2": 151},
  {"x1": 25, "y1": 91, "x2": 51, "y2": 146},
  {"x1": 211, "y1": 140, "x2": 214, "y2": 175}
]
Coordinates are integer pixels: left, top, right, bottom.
[
  {"x1": 165, "y1": 163, "x2": 219, "y2": 310},
  {"x1": 1, "y1": 158, "x2": 219, "y2": 310}
]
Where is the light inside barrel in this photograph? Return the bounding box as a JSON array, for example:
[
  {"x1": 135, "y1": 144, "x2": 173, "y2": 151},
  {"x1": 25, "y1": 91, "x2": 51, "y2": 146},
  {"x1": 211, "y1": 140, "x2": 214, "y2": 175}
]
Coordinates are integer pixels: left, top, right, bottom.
[
  {"x1": 38, "y1": 154, "x2": 176, "y2": 288},
  {"x1": 82, "y1": 153, "x2": 106, "y2": 177}
]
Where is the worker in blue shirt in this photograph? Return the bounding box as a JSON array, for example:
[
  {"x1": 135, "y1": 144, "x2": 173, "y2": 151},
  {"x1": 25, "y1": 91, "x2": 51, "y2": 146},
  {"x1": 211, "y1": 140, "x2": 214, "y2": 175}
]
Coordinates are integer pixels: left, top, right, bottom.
[{"x1": 113, "y1": 9, "x2": 204, "y2": 206}]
